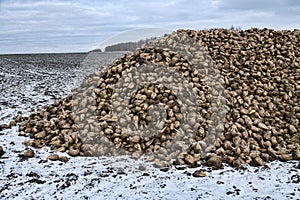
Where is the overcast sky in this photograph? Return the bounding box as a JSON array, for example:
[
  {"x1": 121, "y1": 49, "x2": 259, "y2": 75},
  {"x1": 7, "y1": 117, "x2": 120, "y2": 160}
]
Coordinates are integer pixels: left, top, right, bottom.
[{"x1": 0, "y1": 0, "x2": 299, "y2": 54}]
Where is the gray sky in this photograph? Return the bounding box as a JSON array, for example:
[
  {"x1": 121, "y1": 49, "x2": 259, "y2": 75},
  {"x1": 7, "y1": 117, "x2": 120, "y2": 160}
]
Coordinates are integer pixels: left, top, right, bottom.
[{"x1": 0, "y1": 0, "x2": 299, "y2": 54}]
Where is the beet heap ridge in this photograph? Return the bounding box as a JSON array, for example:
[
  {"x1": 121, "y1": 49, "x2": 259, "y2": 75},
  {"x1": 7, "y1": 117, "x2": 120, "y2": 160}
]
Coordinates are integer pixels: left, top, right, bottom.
[{"x1": 7, "y1": 28, "x2": 299, "y2": 169}]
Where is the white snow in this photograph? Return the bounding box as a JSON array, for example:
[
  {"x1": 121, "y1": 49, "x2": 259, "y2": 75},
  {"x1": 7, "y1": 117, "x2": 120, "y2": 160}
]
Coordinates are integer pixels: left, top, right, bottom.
[{"x1": 0, "y1": 53, "x2": 299, "y2": 199}]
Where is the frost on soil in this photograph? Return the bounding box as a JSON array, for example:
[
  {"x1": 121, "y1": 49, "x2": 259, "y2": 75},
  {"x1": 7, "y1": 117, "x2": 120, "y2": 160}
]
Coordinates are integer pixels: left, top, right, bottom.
[{"x1": 0, "y1": 53, "x2": 299, "y2": 199}]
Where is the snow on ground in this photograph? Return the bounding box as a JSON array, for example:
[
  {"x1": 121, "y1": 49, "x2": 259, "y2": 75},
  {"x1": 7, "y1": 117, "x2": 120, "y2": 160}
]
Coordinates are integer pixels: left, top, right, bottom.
[{"x1": 0, "y1": 53, "x2": 299, "y2": 199}]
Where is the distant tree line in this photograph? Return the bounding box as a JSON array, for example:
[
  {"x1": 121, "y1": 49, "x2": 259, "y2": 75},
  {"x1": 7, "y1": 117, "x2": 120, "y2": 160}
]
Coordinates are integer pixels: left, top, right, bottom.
[
  {"x1": 229, "y1": 25, "x2": 242, "y2": 31},
  {"x1": 104, "y1": 37, "x2": 156, "y2": 52},
  {"x1": 104, "y1": 26, "x2": 242, "y2": 52},
  {"x1": 88, "y1": 48, "x2": 102, "y2": 53},
  {"x1": 208, "y1": 25, "x2": 242, "y2": 31}
]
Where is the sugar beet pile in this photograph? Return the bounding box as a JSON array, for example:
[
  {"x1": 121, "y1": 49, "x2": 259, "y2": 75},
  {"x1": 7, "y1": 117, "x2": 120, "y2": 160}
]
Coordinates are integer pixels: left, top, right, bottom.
[{"x1": 2, "y1": 28, "x2": 299, "y2": 169}]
